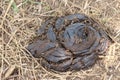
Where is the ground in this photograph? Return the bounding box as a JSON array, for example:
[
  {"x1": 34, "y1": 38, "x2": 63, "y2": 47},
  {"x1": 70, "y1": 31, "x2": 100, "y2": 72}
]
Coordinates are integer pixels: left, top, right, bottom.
[{"x1": 0, "y1": 0, "x2": 120, "y2": 80}]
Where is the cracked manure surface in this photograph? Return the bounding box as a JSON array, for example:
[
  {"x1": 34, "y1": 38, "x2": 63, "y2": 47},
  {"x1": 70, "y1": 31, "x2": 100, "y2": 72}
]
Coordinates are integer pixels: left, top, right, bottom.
[{"x1": 27, "y1": 14, "x2": 113, "y2": 72}]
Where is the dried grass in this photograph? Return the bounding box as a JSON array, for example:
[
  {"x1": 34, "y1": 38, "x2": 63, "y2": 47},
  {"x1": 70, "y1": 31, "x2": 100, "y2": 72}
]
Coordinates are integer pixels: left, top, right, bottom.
[{"x1": 0, "y1": 0, "x2": 120, "y2": 80}]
